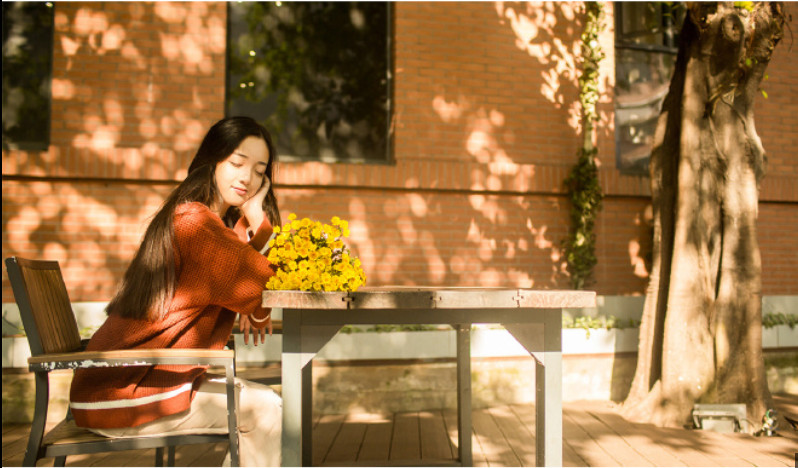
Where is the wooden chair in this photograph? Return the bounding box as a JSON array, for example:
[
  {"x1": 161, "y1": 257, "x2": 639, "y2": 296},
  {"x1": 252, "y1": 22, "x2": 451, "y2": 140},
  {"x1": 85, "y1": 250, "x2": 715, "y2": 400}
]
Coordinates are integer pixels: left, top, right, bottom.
[{"x1": 5, "y1": 257, "x2": 240, "y2": 467}]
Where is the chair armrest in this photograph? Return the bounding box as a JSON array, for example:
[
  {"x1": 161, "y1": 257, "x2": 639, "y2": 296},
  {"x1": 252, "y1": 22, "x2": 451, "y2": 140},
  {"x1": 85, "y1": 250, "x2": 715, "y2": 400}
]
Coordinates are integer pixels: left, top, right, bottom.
[{"x1": 28, "y1": 348, "x2": 235, "y2": 372}]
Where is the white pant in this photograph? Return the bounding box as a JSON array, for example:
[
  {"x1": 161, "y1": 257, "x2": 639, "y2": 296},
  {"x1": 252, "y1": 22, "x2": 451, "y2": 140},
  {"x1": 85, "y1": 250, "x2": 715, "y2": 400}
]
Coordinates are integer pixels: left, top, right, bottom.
[{"x1": 90, "y1": 377, "x2": 282, "y2": 467}]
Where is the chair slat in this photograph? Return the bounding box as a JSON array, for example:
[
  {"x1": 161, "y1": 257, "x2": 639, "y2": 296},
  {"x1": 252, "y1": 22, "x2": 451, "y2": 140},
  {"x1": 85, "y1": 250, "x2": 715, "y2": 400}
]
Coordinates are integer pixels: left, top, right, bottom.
[
  {"x1": 27, "y1": 270, "x2": 61, "y2": 352},
  {"x1": 46, "y1": 268, "x2": 80, "y2": 352},
  {"x1": 22, "y1": 265, "x2": 82, "y2": 354}
]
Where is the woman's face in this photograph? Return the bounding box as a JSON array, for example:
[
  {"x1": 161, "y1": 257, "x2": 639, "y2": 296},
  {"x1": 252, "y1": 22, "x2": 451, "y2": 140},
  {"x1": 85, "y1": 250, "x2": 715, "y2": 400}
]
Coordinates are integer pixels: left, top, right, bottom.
[{"x1": 213, "y1": 136, "x2": 270, "y2": 215}]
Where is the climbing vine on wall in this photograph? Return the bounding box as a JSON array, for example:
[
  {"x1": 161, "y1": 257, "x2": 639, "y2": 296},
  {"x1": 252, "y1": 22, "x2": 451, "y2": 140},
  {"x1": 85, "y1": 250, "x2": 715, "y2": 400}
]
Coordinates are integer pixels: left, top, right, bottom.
[{"x1": 564, "y1": 1, "x2": 605, "y2": 290}]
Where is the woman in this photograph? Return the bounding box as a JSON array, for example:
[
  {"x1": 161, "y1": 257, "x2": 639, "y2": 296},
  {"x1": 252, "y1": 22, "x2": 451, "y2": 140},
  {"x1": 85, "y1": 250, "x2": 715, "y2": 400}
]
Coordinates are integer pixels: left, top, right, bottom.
[{"x1": 70, "y1": 116, "x2": 282, "y2": 466}]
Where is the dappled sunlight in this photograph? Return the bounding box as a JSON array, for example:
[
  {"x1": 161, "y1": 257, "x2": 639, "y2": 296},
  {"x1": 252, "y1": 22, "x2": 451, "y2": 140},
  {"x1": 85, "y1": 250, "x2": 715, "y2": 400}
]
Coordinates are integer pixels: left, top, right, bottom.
[
  {"x1": 496, "y1": 1, "x2": 581, "y2": 127},
  {"x1": 51, "y1": 78, "x2": 76, "y2": 100},
  {"x1": 628, "y1": 240, "x2": 649, "y2": 279},
  {"x1": 431, "y1": 95, "x2": 466, "y2": 123},
  {"x1": 49, "y1": 3, "x2": 223, "y2": 169},
  {"x1": 7, "y1": 206, "x2": 40, "y2": 253},
  {"x1": 346, "y1": 198, "x2": 378, "y2": 285},
  {"x1": 380, "y1": 2, "x2": 605, "y2": 290},
  {"x1": 419, "y1": 231, "x2": 447, "y2": 284},
  {"x1": 628, "y1": 205, "x2": 653, "y2": 279}
]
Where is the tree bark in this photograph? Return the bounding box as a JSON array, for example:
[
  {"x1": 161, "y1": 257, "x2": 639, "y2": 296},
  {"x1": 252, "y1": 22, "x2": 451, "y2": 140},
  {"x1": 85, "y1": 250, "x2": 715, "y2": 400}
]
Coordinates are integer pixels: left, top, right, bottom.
[{"x1": 622, "y1": 2, "x2": 786, "y2": 430}]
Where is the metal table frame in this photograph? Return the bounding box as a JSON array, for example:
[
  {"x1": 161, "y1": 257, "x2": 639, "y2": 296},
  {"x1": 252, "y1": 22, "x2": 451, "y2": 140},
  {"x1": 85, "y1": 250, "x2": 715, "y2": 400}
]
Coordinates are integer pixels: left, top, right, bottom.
[{"x1": 263, "y1": 288, "x2": 596, "y2": 467}]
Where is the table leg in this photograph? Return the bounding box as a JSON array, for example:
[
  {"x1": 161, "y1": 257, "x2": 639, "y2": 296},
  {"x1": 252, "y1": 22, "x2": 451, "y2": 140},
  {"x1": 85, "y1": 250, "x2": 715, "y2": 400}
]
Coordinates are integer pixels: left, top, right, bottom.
[
  {"x1": 301, "y1": 362, "x2": 313, "y2": 466},
  {"x1": 282, "y1": 312, "x2": 341, "y2": 467},
  {"x1": 535, "y1": 351, "x2": 562, "y2": 466},
  {"x1": 455, "y1": 324, "x2": 472, "y2": 467},
  {"x1": 282, "y1": 349, "x2": 304, "y2": 467},
  {"x1": 504, "y1": 311, "x2": 562, "y2": 467},
  {"x1": 535, "y1": 310, "x2": 562, "y2": 467}
]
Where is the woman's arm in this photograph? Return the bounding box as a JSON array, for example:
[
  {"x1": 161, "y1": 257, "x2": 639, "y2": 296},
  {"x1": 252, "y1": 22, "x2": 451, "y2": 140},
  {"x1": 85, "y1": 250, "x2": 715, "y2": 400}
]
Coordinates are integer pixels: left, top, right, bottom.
[
  {"x1": 239, "y1": 313, "x2": 272, "y2": 345},
  {"x1": 173, "y1": 203, "x2": 274, "y2": 321},
  {"x1": 240, "y1": 175, "x2": 271, "y2": 232}
]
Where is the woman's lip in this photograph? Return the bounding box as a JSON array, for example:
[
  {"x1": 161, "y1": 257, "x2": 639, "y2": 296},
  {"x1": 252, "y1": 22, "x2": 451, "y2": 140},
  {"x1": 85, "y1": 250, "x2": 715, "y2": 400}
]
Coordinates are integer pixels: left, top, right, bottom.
[{"x1": 232, "y1": 187, "x2": 248, "y2": 196}]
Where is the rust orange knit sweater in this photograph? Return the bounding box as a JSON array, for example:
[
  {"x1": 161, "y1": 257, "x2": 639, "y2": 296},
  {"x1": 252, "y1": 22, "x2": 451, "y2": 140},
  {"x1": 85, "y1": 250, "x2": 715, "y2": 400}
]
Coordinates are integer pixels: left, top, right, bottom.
[{"x1": 69, "y1": 202, "x2": 274, "y2": 429}]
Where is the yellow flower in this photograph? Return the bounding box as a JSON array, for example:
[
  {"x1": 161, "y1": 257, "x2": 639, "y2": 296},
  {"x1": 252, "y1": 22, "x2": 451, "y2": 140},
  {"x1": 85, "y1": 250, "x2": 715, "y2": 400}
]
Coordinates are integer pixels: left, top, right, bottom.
[{"x1": 265, "y1": 215, "x2": 365, "y2": 292}]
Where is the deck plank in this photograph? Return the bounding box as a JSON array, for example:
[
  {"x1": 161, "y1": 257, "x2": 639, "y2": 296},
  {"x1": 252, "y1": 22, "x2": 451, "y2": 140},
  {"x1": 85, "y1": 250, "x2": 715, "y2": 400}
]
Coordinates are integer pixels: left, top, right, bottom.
[
  {"x1": 313, "y1": 413, "x2": 346, "y2": 466},
  {"x1": 442, "y1": 408, "x2": 489, "y2": 467},
  {"x1": 471, "y1": 408, "x2": 522, "y2": 467},
  {"x1": 355, "y1": 413, "x2": 393, "y2": 462},
  {"x1": 508, "y1": 404, "x2": 589, "y2": 467},
  {"x1": 324, "y1": 416, "x2": 367, "y2": 464},
  {"x1": 419, "y1": 410, "x2": 453, "y2": 460},
  {"x1": 174, "y1": 442, "x2": 228, "y2": 467},
  {"x1": 562, "y1": 408, "x2": 623, "y2": 467},
  {"x1": 486, "y1": 406, "x2": 535, "y2": 466},
  {"x1": 1, "y1": 424, "x2": 28, "y2": 446},
  {"x1": 1, "y1": 433, "x2": 31, "y2": 465},
  {"x1": 697, "y1": 430, "x2": 793, "y2": 467},
  {"x1": 389, "y1": 411, "x2": 420, "y2": 461},
  {"x1": 571, "y1": 406, "x2": 655, "y2": 467},
  {"x1": 579, "y1": 402, "x2": 686, "y2": 467},
  {"x1": 586, "y1": 401, "x2": 780, "y2": 467}
]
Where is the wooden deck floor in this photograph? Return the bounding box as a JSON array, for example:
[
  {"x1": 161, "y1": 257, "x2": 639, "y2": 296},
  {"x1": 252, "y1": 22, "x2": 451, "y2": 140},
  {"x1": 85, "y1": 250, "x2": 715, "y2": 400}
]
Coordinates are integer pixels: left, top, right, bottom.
[{"x1": 3, "y1": 394, "x2": 796, "y2": 467}]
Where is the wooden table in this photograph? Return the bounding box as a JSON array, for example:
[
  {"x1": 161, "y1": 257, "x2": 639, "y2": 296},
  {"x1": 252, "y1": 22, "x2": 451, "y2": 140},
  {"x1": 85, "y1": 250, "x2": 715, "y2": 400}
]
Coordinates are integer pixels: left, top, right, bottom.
[{"x1": 262, "y1": 287, "x2": 596, "y2": 467}]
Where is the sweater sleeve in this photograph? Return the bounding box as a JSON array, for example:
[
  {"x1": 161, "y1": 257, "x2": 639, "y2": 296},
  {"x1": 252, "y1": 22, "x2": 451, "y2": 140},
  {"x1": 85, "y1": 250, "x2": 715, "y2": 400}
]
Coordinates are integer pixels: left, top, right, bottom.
[
  {"x1": 172, "y1": 203, "x2": 274, "y2": 319},
  {"x1": 233, "y1": 215, "x2": 273, "y2": 252}
]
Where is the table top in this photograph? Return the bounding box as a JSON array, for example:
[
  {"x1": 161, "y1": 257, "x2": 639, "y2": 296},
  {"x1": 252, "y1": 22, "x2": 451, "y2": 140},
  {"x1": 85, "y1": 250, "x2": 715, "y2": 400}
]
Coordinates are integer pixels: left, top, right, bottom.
[{"x1": 263, "y1": 287, "x2": 595, "y2": 310}]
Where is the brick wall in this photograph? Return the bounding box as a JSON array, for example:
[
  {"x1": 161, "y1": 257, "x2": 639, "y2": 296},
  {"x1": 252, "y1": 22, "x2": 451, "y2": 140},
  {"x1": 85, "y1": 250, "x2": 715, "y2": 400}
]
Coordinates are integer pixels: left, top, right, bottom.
[{"x1": 3, "y1": 2, "x2": 797, "y2": 304}]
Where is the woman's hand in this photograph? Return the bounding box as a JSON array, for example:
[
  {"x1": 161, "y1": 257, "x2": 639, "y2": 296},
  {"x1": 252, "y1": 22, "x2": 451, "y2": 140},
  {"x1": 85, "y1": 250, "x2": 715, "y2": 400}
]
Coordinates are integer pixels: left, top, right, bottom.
[
  {"x1": 241, "y1": 177, "x2": 271, "y2": 230},
  {"x1": 240, "y1": 312, "x2": 272, "y2": 346}
]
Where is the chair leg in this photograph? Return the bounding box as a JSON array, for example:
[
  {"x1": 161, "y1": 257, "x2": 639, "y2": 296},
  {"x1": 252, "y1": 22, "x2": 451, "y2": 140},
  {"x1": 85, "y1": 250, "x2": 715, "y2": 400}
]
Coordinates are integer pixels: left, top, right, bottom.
[
  {"x1": 155, "y1": 447, "x2": 164, "y2": 466},
  {"x1": 54, "y1": 456, "x2": 66, "y2": 467},
  {"x1": 23, "y1": 372, "x2": 50, "y2": 467},
  {"x1": 168, "y1": 446, "x2": 176, "y2": 466},
  {"x1": 225, "y1": 361, "x2": 240, "y2": 467}
]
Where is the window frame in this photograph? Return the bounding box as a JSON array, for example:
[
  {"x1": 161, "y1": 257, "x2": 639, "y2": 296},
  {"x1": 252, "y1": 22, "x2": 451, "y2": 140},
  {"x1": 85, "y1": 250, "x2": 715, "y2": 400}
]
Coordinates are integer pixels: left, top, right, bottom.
[
  {"x1": 613, "y1": 2, "x2": 682, "y2": 175},
  {"x1": 224, "y1": 2, "x2": 395, "y2": 165},
  {"x1": 1, "y1": 1, "x2": 55, "y2": 152}
]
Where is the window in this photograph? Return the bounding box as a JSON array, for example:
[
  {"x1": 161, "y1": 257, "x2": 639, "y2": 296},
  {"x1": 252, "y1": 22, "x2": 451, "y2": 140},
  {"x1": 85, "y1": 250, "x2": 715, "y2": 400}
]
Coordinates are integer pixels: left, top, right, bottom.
[
  {"x1": 227, "y1": 2, "x2": 392, "y2": 163},
  {"x1": 2, "y1": 1, "x2": 54, "y2": 151},
  {"x1": 614, "y1": 2, "x2": 685, "y2": 174}
]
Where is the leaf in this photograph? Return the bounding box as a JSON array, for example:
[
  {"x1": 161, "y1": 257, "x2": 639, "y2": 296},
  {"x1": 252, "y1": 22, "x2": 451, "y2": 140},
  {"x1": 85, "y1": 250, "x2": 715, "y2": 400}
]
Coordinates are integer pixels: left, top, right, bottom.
[{"x1": 760, "y1": 89, "x2": 768, "y2": 99}]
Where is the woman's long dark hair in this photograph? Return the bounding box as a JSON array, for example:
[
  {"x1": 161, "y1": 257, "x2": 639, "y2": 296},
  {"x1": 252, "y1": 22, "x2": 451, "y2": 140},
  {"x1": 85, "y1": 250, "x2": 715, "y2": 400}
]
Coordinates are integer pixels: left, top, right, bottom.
[{"x1": 108, "y1": 116, "x2": 281, "y2": 320}]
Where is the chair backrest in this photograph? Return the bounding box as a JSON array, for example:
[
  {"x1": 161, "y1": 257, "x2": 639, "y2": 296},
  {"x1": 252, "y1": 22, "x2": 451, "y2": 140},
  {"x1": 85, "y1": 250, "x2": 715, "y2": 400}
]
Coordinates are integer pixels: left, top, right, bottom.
[{"x1": 5, "y1": 257, "x2": 83, "y2": 357}]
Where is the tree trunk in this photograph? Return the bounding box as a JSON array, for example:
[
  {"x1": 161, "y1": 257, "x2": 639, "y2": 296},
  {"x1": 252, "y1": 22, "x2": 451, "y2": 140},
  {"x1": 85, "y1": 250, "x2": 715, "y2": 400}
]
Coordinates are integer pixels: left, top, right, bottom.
[{"x1": 622, "y1": 2, "x2": 786, "y2": 430}]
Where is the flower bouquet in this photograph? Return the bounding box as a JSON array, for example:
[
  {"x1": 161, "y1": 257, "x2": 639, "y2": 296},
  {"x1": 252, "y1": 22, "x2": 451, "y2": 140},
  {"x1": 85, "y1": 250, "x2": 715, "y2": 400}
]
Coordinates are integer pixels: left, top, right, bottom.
[{"x1": 265, "y1": 213, "x2": 366, "y2": 292}]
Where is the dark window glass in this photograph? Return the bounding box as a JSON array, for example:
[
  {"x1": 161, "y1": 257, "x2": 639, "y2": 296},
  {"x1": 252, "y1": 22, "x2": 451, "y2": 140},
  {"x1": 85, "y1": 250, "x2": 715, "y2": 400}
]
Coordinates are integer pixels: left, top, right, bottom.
[
  {"x1": 227, "y1": 2, "x2": 392, "y2": 163},
  {"x1": 614, "y1": 2, "x2": 684, "y2": 174},
  {"x1": 2, "y1": 1, "x2": 54, "y2": 151}
]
